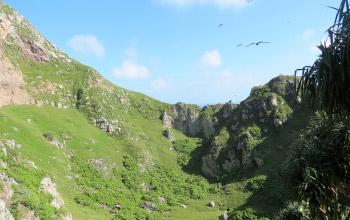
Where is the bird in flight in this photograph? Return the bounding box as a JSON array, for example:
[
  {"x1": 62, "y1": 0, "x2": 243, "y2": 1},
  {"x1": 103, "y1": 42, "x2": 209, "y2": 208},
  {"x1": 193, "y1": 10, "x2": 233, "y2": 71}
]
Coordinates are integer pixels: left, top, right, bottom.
[
  {"x1": 255, "y1": 41, "x2": 271, "y2": 46},
  {"x1": 218, "y1": 24, "x2": 223, "y2": 28},
  {"x1": 236, "y1": 43, "x2": 244, "y2": 47},
  {"x1": 246, "y1": 41, "x2": 271, "y2": 47},
  {"x1": 246, "y1": 43, "x2": 256, "y2": 47}
]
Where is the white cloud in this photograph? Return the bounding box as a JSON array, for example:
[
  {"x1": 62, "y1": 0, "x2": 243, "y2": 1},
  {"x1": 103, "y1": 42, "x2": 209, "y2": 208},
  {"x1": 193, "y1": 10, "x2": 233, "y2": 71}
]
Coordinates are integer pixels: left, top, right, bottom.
[
  {"x1": 112, "y1": 60, "x2": 150, "y2": 80},
  {"x1": 68, "y1": 35, "x2": 105, "y2": 58},
  {"x1": 200, "y1": 49, "x2": 222, "y2": 67},
  {"x1": 151, "y1": 78, "x2": 168, "y2": 90},
  {"x1": 159, "y1": 0, "x2": 248, "y2": 8}
]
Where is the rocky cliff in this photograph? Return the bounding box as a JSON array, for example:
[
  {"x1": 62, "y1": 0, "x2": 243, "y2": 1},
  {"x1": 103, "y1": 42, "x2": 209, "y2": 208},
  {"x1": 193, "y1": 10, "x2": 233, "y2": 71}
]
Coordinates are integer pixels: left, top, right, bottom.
[
  {"x1": 162, "y1": 102, "x2": 236, "y2": 139},
  {"x1": 200, "y1": 75, "x2": 299, "y2": 179},
  {"x1": 160, "y1": 75, "x2": 298, "y2": 179}
]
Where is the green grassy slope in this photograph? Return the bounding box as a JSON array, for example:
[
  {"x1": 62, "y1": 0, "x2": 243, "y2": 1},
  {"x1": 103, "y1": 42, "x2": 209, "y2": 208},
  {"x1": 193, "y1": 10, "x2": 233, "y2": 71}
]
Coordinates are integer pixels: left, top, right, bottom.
[
  {"x1": 0, "y1": 2, "x2": 314, "y2": 219},
  {"x1": 0, "y1": 105, "x2": 115, "y2": 219},
  {"x1": 1, "y1": 105, "x2": 303, "y2": 220},
  {"x1": 0, "y1": 105, "x2": 213, "y2": 219}
]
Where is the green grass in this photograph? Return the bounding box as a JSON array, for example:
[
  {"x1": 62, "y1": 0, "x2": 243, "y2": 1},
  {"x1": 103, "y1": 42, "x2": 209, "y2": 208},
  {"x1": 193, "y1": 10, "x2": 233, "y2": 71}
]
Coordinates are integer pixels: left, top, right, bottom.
[
  {"x1": 0, "y1": 46, "x2": 311, "y2": 218},
  {"x1": 0, "y1": 5, "x2": 313, "y2": 218},
  {"x1": 0, "y1": 105, "x2": 120, "y2": 219},
  {"x1": 0, "y1": 105, "x2": 216, "y2": 219},
  {"x1": 0, "y1": 104, "x2": 281, "y2": 219}
]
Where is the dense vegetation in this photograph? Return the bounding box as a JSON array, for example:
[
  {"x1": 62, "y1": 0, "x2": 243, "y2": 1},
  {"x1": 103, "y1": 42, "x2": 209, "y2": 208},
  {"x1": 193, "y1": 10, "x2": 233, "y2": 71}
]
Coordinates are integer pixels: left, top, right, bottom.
[{"x1": 280, "y1": 0, "x2": 350, "y2": 219}]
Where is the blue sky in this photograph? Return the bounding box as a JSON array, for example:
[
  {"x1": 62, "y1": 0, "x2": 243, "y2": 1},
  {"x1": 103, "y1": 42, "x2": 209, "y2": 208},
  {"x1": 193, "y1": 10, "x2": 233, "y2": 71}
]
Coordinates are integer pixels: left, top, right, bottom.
[{"x1": 5, "y1": 0, "x2": 337, "y2": 104}]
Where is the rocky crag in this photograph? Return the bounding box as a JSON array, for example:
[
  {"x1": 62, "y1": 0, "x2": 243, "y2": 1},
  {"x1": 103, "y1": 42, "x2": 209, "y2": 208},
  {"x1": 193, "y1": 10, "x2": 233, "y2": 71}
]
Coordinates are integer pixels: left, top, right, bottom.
[{"x1": 162, "y1": 75, "x2": 299, "y2": 179}]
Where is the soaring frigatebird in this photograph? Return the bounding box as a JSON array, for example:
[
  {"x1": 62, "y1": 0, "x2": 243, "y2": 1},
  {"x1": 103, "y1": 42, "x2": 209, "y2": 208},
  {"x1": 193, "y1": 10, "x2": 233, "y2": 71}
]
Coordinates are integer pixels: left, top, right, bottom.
[{"x1": 255, "y1": 41, "x2": 271, "y2": 46}]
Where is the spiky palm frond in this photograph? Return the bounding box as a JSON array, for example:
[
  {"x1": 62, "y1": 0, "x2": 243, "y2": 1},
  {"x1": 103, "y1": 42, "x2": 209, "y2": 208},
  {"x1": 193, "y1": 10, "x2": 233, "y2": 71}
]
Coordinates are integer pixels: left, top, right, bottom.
[
  {"x1": 296, "y1": 0, "x2": 350, "y2": 116},
  {"x1": 282, "y1": 115, "x2": 350, "y2": 220}
]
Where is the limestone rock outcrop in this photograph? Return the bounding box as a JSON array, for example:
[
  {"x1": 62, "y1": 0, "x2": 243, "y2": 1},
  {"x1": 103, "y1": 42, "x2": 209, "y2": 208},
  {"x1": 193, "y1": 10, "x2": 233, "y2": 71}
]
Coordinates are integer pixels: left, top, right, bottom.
[
  {"x1": 39, "y1": 176, "x2": 64, "y2": 209},
  {"x1": 200, "y1": 75, "x2": 298, "y2": 179},
  {"x1": 162, "y1": 103, "x2": 222, "y2": 138}
]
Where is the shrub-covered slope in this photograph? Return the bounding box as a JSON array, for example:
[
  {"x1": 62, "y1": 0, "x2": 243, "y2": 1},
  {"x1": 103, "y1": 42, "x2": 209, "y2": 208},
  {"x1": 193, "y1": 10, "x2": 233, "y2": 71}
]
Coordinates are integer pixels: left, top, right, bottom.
[
  {"x1": 0, "y1": 1, "x2": 314, "y2": 219},
  {"x1": 0, "y1": 105, "x2": 213, "y2": 219}
]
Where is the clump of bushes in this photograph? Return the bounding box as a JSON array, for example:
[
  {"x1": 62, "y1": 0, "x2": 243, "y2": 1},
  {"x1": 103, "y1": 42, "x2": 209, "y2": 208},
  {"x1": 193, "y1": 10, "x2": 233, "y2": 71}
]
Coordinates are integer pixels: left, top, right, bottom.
[
  {"x1": 274, "y1": 201, "x2": 310, "y2": 220},
  {"x1": 244, "y1": 175, "x2": 267, "y2": 193},
  {"x1": 229, "y1": 208, "x2": 269, "y2": 220},
  {"x1": 282, "y1": 116, "x2": 350, "y2": 219},
  {"x1": 237, "y1": 125, "x2": 263, "y2": 151},
  {"x1": 173, "y1": 139, "x2": 198, "y2": 166},
  {"x1": 71, "y1": 154, "x2": 210, "y2": 219},
  {"x1": 214, "y1": 128, "x2": 230, "y2": 147}
]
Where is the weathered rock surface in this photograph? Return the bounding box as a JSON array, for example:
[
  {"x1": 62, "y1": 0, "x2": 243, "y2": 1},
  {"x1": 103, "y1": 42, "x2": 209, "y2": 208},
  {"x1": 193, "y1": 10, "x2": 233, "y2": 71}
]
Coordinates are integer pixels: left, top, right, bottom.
[
  {"x1": 0, "y1": 43, "x2": 32, "y2": 107},
  {"x1": 17, "y1": 204, "x2": 39, "y2": 220},
  {"x1": 0, "y1": 3, "x2": 76, "y2": 107},
  {"x1": 0, "y1": 199, "x2": 14, "y2": 220},
  {"x1": 165, "y1": 103, "x2": 201, "y2": 136},
  {"x1": 200, "y1": 75, "x2": 298, "y2": 179},
  {"x1": 39, "y1": 176, "x2": 64, "y2": 209},
  {"x1": 219, "y1": 211, "x2": 229, "y2": 220},
  {"x1": 158, "y1": 196, "x2": 166, "y2": 203},
  {"x1": 162, "y1": 103, "x2": 222, "y2": 138},
  {"x1": 0, "y1": 139, "x2": 22, "y2": 150},
  {"x1": 202, "y1": 153, "x2": 222, "y2": 179},
  {"x1": 43, "y1": 133, "x2": 64, "y2": 149},
  {"x1": 208, "y1": 201, "x2": 215, "y2": 208},
  {"x1": 0, "y1": 3, "x2": 71, "y2": 64},
  {"x1": 180, "y1": 204, "x2": 187, "y2": 209},
  {"x1": 93, "y1": 117, "x2": 121, "y2": 135},
  {"x1": 0, "y1": 173, "x2": 17, "y2": 220},
  {"x1": 88, "y1": 158, "x2": 115, "y2": 176},
  {"x1": 162, "y1": 128, "x2": 175, "y2": 141},
  {"x1": 142, "y1": 201, "x2": 157, "y2": 211}
]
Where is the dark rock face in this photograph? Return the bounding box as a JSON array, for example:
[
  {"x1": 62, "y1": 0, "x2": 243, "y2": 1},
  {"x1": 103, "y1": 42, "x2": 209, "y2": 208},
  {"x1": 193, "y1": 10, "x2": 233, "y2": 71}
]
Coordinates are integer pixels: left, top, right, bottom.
[
  {"x1": 161, "y1": 103, "x2": 223, "y2": 138},
  {"x1": 221, "y1": 101, "x2": 236, "y2": 119},
  {"x1": 142, "y1": 201, "x2": 157, "y2": 211},
  {"x1": 169, "y1": 103, "x2": 202, "y2": 136},
  {"x1": 160, "y1": 76, "x2": 298, "y2": 179},
  {"x1": 199, "y1": 75, "x2": 299, "y2": 179},
  {"x1": 267, "y1": 75, "x2": 298, "y2": 106},
  {"x1": 162, "y1": 129, "x2": 175, "y2": 141},
  {"x1": 93, "y1": 117, "x2": 121, "y2": 135}
]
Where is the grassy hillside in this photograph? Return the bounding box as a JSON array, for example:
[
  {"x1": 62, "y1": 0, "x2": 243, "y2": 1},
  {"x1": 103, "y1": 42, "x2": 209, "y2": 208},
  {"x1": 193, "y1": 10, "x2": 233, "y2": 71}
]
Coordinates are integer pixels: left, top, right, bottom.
[
  {"x1": 0, "y1": 105, "x2": 311, "y2": 219},
  {"x1": 0, "y1": 2, "x2": 315, "y2": 219},
  {"x1": 0, "y1": 105, "x2": 211, "y2": 219},
  {"x1": 1, "y1": 105, "x2": 286, "y2": 220}
]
